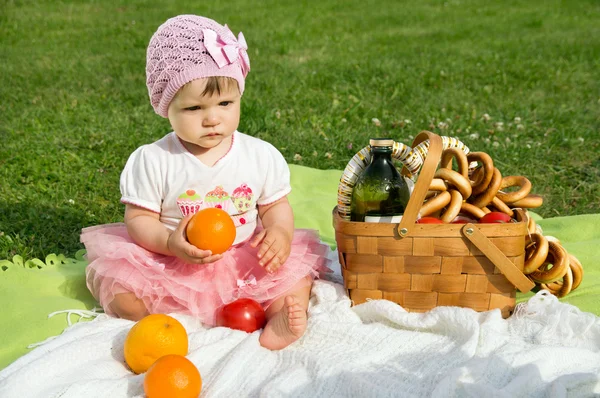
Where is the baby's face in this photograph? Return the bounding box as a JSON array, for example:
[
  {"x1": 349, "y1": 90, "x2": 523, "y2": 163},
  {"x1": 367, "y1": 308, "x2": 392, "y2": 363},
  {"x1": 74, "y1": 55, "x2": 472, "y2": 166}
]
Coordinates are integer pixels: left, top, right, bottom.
[{"x1": 168, "y1": 78, "x2": 241, "y2": 154}]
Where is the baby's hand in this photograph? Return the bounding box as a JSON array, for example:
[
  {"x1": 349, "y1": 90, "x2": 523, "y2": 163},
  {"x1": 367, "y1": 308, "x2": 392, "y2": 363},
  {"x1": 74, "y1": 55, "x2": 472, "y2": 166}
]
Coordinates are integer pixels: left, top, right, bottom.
[
  {"x1": 250, "y1": 225, "x2": 291, "y2": 273},
  {"x1": 167, "y1": 214, "x2": 224, "y2": 264}
]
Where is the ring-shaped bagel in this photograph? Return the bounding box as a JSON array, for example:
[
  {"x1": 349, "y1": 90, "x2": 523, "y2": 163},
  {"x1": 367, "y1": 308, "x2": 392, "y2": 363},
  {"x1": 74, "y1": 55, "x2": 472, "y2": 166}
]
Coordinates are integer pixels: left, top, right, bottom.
[
  {"x1": 459, "y1": 202, "x2": 486, "y2": 219},
  {"x1": 470, "y1": 166, "x2": 484, "y2": 186},
  {"x1": 523, "y1": 233, "x2": 549, "y2": 274},
  {"x1": 526, "y1": 212, "x2": 537, "y2": 235},
  {"x1": 469, "y1": 167, "x2": 502, "y2": 208},
  {"x1": 510, "y1": 194, "x2": 543, "y2": 209},
  {"x1": 491, "y1": 196, "x2": 514, "y2": 217},
  {"x1": 440, "y1": 189, "x2": 464, "y2": 223},
  {"x1": 529, "y1": 241, "x2": 569, "y2": 284},
  {"x1": 434, "y1": 168, "x2": 472, "y2": 199},
  {"x1": 429, "y1": 178, "x2": 448, "y2": 192},
  {"x1": 467, "y1": 152, "x2": 494, "y2": 195},
  {"x1": 441, "y1": 148, "x2": 469, "y2": 178},
  {"x1": 420, "y1": 190, "x2": 451, "y2": 217},
  {"x1": 544, "y1": 253, "x2": 584, "y2": 295},
  {"x1": 541, "y1": 265, "x2": 573, "y2": 298},
  {"x1": 496, "y1": 176, "x2": 532, "y2": 204},
  {"x1": 568, "y1": 254, "x2": 583, "y2": 290},
  {"x1": 427, "y1": 178, "x2": 448, "y2": 200},
  {"x1": 429, "y1": 209, "x2": 443, "y2": 219}
]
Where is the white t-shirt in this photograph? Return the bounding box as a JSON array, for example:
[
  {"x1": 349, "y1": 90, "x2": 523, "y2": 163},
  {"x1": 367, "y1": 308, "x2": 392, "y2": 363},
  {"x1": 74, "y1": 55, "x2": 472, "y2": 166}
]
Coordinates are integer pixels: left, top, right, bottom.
[{"x1": 120, "y1": 131, "x2": 291, "y2": 245}]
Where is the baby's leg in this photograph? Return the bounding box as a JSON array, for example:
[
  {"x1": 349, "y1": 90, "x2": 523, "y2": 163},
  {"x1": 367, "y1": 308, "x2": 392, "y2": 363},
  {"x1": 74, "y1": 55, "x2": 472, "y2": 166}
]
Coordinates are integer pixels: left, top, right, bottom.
[
  {"x1": 259, "y1": 276, "x2": 312, "y2": 350},
  {"x1": 109, "y1": 292, "x2": 149, "y2": 321}
]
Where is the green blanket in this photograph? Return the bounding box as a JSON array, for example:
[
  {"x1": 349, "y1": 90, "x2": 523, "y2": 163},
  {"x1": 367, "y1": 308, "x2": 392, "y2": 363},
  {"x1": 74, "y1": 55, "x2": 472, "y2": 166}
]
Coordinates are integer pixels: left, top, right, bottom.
[{"x1": 1, "y1": 164, "x2": 599, "y2": 370}]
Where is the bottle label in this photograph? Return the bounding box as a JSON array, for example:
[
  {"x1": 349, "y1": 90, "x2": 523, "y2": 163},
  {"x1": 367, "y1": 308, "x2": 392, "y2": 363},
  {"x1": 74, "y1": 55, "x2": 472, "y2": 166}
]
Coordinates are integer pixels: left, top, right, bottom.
[{"x1": 364, "y1": 215, "x2": 403, "y2": 223}]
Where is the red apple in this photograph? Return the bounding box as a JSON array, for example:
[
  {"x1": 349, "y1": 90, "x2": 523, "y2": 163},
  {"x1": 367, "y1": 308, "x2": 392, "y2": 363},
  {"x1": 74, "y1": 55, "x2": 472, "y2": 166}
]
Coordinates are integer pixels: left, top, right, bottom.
[
  {"x1": 216, "y1": 298, "x2": 266, "y2": 333},
  {"x1": 479, "y1": 211, "x2": 513, "y2": 224},
  {"x1": 417, "y1": 216, "x2": 444, "y2": 224}
]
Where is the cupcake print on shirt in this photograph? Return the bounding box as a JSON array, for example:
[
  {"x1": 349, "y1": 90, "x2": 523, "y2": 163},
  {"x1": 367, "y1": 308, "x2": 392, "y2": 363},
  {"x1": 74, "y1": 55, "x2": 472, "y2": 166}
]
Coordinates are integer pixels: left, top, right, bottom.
[
  {"x1": 231, "y1": 184, "x2": 253, "y2": 213},
  {"x1": 177, "y1": 189, "x2": 203, "y2": 216},
  {"x1": 230, "y1": 183, "x2": 254, "y2": 226},
  {"x1": 204, "y1": 186, "x2": 230, "y2": 211}
]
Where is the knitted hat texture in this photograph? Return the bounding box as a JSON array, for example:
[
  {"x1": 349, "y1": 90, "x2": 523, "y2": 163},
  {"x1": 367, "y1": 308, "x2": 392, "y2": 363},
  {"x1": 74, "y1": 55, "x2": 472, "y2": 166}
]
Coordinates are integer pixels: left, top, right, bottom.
[{"x1": 146, "y1": 15, "x2": 250, "y2": 117}]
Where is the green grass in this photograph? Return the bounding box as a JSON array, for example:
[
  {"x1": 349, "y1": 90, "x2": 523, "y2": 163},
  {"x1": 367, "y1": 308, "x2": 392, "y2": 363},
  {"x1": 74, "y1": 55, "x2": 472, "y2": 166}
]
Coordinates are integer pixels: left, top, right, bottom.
[{"x1": 1, "y1": 0, "x2": 599, "y2": 260}]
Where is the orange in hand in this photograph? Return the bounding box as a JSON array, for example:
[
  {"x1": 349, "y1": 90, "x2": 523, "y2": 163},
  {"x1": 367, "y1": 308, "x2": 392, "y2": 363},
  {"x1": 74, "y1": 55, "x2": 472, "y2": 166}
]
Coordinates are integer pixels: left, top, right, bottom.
[
  {"x1": 124, "y1": 314, "x2": 189, "y2": 374},
  {"x1": 144, "y1": 354, "x2": 202, "y2": 398},
  {"x1": 186, "y1": 208, "x2": 236, "y2": 254}
]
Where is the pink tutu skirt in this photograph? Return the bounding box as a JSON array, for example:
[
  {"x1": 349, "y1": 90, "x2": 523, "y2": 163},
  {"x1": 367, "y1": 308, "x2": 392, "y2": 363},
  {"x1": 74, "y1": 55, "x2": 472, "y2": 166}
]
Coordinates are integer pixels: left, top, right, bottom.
[{"x1": 81, "y1": 223, "x2": 331, "y2": 325}]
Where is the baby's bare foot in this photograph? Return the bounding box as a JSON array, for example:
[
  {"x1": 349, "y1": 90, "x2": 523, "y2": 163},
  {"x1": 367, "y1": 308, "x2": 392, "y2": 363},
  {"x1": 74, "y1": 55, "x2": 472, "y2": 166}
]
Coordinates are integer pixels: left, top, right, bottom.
[{"x1": 259, "y1": 296, "x2": 307, "y2": 350}]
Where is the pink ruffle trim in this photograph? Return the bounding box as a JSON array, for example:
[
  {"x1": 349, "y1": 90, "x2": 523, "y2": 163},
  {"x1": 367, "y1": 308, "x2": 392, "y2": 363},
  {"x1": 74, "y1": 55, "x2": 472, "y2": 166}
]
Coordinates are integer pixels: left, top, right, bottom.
[{"x1": 81, "y1": 223, "x2": 331, "y2": 325}]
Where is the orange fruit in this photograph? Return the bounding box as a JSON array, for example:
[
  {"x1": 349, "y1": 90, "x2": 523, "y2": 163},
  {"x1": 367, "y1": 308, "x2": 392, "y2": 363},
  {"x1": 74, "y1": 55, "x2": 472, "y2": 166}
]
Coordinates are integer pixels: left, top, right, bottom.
[
  {"x1": 124, "y1": 314, "x2": 188, "y2": 374},
  {"x1": 144, "y1": 354, "x2": 202, "y2": 398},
  {"x1": 186, "y1": 208, "x2": 236, "y2": 254}
]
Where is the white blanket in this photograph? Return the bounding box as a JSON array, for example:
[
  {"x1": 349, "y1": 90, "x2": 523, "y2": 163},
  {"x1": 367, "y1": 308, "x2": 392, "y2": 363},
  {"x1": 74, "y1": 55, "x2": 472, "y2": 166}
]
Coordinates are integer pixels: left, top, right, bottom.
[{"x1": 2, "y1": 275, "x2": 600, "y2": 397}]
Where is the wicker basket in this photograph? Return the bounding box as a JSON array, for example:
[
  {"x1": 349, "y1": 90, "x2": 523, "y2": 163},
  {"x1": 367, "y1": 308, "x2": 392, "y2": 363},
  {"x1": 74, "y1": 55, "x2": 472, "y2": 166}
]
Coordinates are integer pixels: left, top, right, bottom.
[{"x1": 333, "y1": 131, "x2": 535, "y2": 318}]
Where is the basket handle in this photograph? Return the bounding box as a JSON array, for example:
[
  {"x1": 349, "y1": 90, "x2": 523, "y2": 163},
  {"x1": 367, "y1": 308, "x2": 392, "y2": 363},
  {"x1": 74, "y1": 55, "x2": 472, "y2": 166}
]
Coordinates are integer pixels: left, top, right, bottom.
[
  {"x1": 461, "y1": 223, "x2": 535, "y2": 292},
  {"x1": 396, "y1": 131, "x2": 443, "y2": 237}
]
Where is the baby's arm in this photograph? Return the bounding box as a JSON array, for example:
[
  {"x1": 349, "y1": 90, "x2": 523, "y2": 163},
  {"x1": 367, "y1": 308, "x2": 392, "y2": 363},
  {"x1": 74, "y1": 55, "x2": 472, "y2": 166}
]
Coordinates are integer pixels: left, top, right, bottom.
[
  {"x1": 251, "y1": 198, "x2": 294, "y2": 273},
  {"x1": 124, "y1": 204, "x2": 223, "y2": 264}
]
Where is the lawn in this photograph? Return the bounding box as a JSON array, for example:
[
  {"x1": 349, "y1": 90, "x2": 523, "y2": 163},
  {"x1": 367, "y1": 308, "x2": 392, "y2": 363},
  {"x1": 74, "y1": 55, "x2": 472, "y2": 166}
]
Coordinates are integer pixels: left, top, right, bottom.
[{"x1": 1, "y1": 0, "x2": 599, "y2": 260}]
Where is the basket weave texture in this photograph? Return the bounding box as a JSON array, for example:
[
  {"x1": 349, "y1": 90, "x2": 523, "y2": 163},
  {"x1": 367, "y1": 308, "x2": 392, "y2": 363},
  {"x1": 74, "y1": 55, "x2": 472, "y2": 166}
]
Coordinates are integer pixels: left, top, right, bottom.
[{"x1": 333, "y1": 131, "x2": 533, "y2": 318}]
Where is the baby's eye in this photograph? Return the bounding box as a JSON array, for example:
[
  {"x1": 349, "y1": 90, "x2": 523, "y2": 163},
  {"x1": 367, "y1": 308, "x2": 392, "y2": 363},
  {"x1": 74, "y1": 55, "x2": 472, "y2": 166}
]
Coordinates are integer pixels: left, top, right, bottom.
[
  {"x1": 184, "y1": 105, "x2": 201, "y2": 111},
  {"x1": 219, "y1": 101, "x2": 232, "y2": 107}
]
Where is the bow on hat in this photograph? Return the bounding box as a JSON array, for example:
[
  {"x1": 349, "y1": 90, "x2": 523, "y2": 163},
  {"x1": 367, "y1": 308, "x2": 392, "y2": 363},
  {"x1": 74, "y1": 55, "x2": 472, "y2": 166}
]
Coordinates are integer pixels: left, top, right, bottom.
[{"x1": 203, "y1": 27, "x2": 250, "y2": 76}]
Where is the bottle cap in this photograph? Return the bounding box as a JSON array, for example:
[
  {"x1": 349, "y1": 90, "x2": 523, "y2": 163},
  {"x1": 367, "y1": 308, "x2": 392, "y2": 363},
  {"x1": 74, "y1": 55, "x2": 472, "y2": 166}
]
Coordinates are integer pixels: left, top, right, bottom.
[{"x1": 369, "y1": 138, "x2": 394, "y2": 147}]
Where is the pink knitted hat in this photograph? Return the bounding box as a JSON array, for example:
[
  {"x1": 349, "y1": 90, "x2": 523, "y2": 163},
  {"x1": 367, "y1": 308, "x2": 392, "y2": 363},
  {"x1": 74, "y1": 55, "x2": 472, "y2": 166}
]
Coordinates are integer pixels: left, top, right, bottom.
[{"x1": 146, "y1": 15, "x2": 250, "y2": 118}]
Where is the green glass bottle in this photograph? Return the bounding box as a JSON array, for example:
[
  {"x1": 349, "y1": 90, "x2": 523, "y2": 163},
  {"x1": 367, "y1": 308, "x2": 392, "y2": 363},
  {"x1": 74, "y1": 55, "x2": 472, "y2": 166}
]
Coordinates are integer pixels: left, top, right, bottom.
[{"x1": 350, "y1": 138, "x2": 411, "y2": 222}]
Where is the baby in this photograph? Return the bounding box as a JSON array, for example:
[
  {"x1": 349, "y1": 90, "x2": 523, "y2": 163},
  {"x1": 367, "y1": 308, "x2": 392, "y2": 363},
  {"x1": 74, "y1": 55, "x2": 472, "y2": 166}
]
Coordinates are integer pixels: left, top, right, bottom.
[{"x1": 81, "y1": 15, "x2": 330, "y2": 350}]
